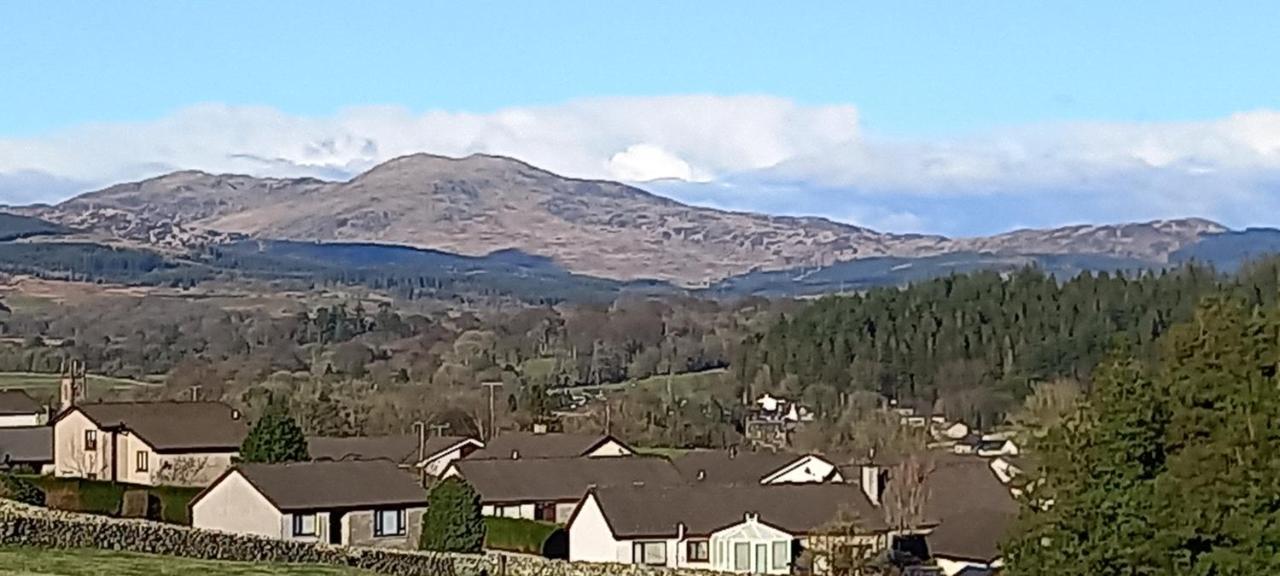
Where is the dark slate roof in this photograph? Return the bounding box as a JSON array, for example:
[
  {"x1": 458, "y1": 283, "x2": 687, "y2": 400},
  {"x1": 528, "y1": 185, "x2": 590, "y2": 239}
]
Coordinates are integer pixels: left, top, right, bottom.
[
  {"x1": 467, "y1": 432, "x2": 627, "y2": 460},
  {"x1": 0, "y1": 390, "x2": 42, "y2": 416},
  {"x1": 64, "y1": 402, "x2": 248, "y2": 453},
  {"x1": 231, "y1": 460, "x2": 427, "y2": 512},
  {"x1": 672, "y1": 450, "x2": 800, "y2": 485},
  {"x1": 451, "y1": 456, "x2": 682, "y2": 504},
  {"x1": 587, "y1": 483, "x2": 888, "y2": 538},
  {"x1": 308, "y1": 435, "x2": 477, "y2": 465},
  {"x1": 0, "y1": 426, "x2": 52, "y2": 464},
  {"x1": 920, "y1": 456, "x2": 1019, "y2": 562}
]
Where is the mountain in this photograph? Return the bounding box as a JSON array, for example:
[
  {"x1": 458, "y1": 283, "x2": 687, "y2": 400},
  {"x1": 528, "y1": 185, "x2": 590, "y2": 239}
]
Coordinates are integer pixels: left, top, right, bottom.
[{"x1": 3, "y1": 153, "x2": 1254, "y2": 286}]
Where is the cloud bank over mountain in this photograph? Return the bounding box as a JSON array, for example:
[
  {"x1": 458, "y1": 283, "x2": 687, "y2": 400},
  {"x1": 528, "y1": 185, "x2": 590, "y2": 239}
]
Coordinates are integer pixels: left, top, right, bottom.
[{"x1": 2, "y1": 95, "x2": 1278, "y2": 235}]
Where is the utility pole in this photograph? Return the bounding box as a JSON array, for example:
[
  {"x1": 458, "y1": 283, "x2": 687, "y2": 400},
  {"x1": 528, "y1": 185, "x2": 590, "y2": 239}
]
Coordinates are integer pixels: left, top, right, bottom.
[{"x1": 481, "y1": 382, "x2": 503, "y2": 442}]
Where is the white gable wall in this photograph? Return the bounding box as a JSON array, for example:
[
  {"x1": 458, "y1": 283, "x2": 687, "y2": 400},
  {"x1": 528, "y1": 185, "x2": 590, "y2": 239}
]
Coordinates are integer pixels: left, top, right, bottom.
[
  {"x1": 568, "y1": 493, "x2": 629, "y2": 563},
  {"x1": 421, "y1": 441, "x2": 480, "y2": 477},
  {"x1": 761, "y1": 455, "x2": 841, "y2": 484},
  {"x1": 585, "y1": 439, "x2": 633, "y2": 457},
  {"x1": 53, "y1": 410, "x2": 105, "y2": 480},
  {"x1": 191, "y1": 471, "x2": 284, "y2": 539}
]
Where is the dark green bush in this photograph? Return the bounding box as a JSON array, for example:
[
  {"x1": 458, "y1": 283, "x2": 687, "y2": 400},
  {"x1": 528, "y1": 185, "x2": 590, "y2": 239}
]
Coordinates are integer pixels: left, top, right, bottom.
[
  {"x1": 420, "y1": 477, "x2": 485, "y2": 553},
  {"x1": 484, "y1": 516, "x2": 563, "y2": 556},
  {"x1": 0, "y1": 474, "x2": 45, "y2": 506}
]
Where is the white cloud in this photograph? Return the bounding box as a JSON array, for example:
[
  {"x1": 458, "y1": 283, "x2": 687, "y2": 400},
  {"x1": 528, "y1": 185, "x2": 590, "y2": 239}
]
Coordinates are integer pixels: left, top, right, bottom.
[{"x1": 1, "y1": 97, "x2": 1279, "y2": 235}]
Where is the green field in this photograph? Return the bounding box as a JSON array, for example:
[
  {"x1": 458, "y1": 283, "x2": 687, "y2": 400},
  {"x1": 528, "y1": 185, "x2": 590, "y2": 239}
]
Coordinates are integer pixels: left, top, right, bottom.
[{"x1": 0, "y1": 547, "x2": 379, "y2": 576}]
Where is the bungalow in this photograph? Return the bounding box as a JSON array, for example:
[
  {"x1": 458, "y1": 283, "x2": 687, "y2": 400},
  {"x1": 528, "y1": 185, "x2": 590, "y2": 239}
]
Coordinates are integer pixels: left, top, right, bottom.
[
  {"x1": 918, "y1": 456, "x2": 1018, "y2": 576},
  {"x1": 444, "y1": 456, "x2": 683, "y2": 523},
  {"x1": 0, "y1": 426, "x2": 52, "y2": 474},
  {"x1": 567, "y1": 483, "x2": 889, "y2": 574},
  {"x1": 191, "y1": 460, "x2": 427, "y2": 549},
  {"x1": 0, "y1": 390, "x2": 44, "y2": 428},
  {"x1": 308, "y1": 434, "x2": 483, "y2": 476},
  {"x1": 51, "y1": 401, "x2": 248, "y2": 486},
  {"x1": 466, "y1": 431, "x2": 633, "y2": 460},
  {"x1": 673, "y1": 450, "x2": 843, "y2": 485}
]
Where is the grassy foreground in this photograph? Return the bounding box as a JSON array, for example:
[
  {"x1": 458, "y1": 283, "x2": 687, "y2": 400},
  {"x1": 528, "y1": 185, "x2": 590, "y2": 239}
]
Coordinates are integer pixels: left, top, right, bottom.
[{"x1": 0, "y1": 547, "x2": 379, "y2": 576}]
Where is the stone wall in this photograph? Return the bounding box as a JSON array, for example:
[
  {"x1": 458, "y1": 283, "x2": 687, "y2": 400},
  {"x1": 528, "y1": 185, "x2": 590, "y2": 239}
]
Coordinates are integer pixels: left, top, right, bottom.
[{"x1": 0, "y1": 500, "x2": 729, "y2": 576}]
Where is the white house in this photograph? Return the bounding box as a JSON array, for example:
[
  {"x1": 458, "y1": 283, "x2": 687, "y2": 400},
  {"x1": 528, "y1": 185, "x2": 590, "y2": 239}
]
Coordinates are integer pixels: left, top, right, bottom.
[
  {"x1": 976, "y1": 438, "x2": 1019, "y2": 458},
  {"x1": 0, "y1": 391, "x2": 44, "y2": 428},
  {"x1": 465, "y1": 431, "x2": 633, "y2": 460},
  {"x1": 308, "y1": 434, "x2": 482, "y2": 476},
  {"x1": 567, "y1": 483, "x2": 889, "y2": 573},
  {"x1": 191, "y1": 460, "x2": 428, "y2": 549},
  {"x1": 51, "y1": 401, "x2": 247, "y2": 486},
  {"x1": 673, "y1": 450, "x2": 843, "y2": 486},
  {"x1": 445, "y1": 455, "x2": 683, "y2": 523}
]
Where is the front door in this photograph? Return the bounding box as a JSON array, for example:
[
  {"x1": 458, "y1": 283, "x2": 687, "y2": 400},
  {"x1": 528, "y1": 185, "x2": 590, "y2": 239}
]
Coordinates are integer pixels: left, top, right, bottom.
[{"x1": 329, "y1": 511, "x2": 345, "y2": 545}]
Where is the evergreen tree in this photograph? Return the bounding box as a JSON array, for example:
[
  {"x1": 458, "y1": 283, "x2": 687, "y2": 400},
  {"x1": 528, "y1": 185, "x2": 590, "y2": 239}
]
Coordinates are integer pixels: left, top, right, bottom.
[
  {"x1": 239, "y1": 399, "x2": 309, "y2": 463},
  {"x1": 420, "y1": 477, "x2": 486, "y2": 553}
]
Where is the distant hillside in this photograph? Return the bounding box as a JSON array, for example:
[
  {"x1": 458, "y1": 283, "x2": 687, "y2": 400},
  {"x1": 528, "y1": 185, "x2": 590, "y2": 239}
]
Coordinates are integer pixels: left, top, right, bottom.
[
  {"x1": 13, "y1": 154, "x2": 1235, "y2": 287},
  {"x1": 0, "y1": 213, "x2": 70, "y2": 242}
]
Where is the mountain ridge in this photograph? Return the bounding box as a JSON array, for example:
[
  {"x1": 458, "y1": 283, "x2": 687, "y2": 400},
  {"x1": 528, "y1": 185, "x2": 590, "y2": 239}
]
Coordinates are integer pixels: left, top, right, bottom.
[{"x1": 4, "y1": 153, "x2": 1236, "y2": 285}]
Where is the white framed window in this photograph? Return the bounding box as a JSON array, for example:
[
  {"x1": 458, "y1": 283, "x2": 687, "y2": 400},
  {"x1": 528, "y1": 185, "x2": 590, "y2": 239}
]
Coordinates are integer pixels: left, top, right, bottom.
[
  {"x1": 292, "y1": 513, "x2": 317, "y2": 537},
  {"x1": 687, "y1": 539, "x2": 709, "y2": 563},
  {"x1": 135, "y1": 451, "x2": 148, "y2": 473},
  {"x1": 374, "y1": 508, "x2": 406, "y2": 537},
  {"x1": 633, "y1": 541, "x2": 667, "y2": 566},
  {"x1": 734, "y1": 542, "x2": 750, "y2": 571},
  {"x1": 772, "y1": 541, "x2": 789, "y2": 570},
  {"x1": 84, "y1": 430, "x2": 97, "y2": 451}
]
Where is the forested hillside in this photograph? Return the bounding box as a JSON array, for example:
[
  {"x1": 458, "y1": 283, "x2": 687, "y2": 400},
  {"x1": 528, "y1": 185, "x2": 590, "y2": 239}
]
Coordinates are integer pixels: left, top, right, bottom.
[{"x1": 739, "y1": 260, "x2": 1280, "y2": 430}]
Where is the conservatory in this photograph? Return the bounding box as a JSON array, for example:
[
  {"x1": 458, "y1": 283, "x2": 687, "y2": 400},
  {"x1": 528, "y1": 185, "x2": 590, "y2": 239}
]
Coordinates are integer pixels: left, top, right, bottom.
[{"x1": 709, "y1": 514, "x2": 795, "y2": 574}]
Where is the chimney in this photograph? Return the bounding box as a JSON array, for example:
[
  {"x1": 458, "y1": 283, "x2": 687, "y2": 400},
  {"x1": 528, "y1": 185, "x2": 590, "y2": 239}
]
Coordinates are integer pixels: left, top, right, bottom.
[
  {"x1": 677, "y1": 522, "x2": 686, "y2": 541},
  {"x1": 510, "y1": 450, "x2": 521, "y2": 460},
  {"x1": 860, "y1": 464, "x2": 885, "y2": 506},
  {"x1": 696, "y1": 469, "x2": 707, "y2": 481}
]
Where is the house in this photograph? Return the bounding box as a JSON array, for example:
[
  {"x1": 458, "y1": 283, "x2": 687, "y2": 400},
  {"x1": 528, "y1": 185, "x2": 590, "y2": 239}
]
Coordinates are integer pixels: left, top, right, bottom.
[
  {"x1": 673, "y1": 450, "x2": 843, "y2": 485},
  {"x1": 919, "y1": 456, "x2": 1019, "y2": 575},
  {"x1": 0, "y1": 426, "x2": 52, "y2": 473},
  {"x1": 308, "y1": 434, "x2": 482, "y2": 476},
  {"x1": 444, "y1": 456, "x2": 683, "y2": 523},
  {"x1": 191, "y1": 460, "x2": 427, "y2": 549},
  {"x1": 567, "y1": 483, "x2": 889, "y2": 573},
  {"x1": 51, "y1": 401, "x2": 248, "y2": 486},
  {"x1": 466, "y1": 431, "x2": 633, "y2": 460},
  {"x1": 0, "y1": 390, "x2": 44, "y2": 428}
]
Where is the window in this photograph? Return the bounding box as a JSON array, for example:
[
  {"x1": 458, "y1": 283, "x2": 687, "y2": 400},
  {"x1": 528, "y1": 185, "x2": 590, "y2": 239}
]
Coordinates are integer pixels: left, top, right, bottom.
[
  {"x1": 84, "y1": 430, "x2": 97, "y2": 451},
  {"x1": 292, "y1": 513, "x2": 317, "y2": 537},
  {"x1": 686, "y1": 539, "x2": 709, "y2": 563},
  {"x1": 734, "y1": 542, "x2": 750, "y2": 571},
  {"x1": 754, "y1": 544, "x2": 768, "y2": 573},
  {"x1": 374, "y1": 508, "x2": 405, "y2": 537},
  {"x1": 772, "y1": 541, "x2": 789, "y2": 570},
  {"x1": 632, "y1": 541, "x2": 667, "y2": 566},
  {"x1": 135, "y1": 451, "x2": 148, "y2": 473},
  {"x1": 495, "y1": 504, "x2": 522, "y2": 518}
]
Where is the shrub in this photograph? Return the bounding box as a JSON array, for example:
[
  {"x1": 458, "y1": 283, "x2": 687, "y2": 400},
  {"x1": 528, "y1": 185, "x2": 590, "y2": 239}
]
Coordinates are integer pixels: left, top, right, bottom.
[
  {"x1": 0, "y1": 474, "x2": 45, "y2": 506},
  {"x1": 420, "y1": 477, "x2": 485, "y2": 553}
]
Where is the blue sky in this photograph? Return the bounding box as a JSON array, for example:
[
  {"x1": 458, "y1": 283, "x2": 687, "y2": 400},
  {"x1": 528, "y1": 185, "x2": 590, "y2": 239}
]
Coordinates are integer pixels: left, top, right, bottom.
[{"x1": 3, "y1": 1, "x2": 1280, "y2": 235}]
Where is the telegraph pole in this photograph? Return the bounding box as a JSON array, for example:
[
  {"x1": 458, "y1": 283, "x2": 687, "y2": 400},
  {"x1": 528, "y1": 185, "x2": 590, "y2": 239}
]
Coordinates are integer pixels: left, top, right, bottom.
[{"x1": 481, "y1": 382, "x2": 503, "y2": 442}]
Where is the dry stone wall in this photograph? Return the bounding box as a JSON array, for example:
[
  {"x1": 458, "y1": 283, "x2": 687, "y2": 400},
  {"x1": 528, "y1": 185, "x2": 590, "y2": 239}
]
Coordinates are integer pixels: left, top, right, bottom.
[{"x1": 0, "y1": 500, "x2": 727, "y2": 576}]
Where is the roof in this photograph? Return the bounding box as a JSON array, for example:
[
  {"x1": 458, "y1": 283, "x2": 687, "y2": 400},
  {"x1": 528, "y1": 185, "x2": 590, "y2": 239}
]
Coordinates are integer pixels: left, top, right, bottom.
[
  {"x1": 584, "y1": 483, "x2": 888, "y2": 539},
  {"x1": 308, "y1": 435, "x2": 479, "y2": 465},
  {"x1": 450, "y1": 456, "x2": 683, "y2": 504},
  {"x1": 59, "y1": 402, "x2": 248, "y2": 452},
  {"x1": 0, "y1": 426, "x2": 52, "y2": 464},
  {"x1": 920, "y1": 456, "x2": 1019, "y2": 562},
  {"x1": 225, "y1": 460, "x2": 427, "y2": 512},
  {"x1": 467, "y1": 432, "x2": 628, "y2": 460},
  {"x1": 0, "y1": 390, "x2": 42, "y2": 416},
  {"x1": 672, "y1": 450, "x2": 802, "y2": 485}
]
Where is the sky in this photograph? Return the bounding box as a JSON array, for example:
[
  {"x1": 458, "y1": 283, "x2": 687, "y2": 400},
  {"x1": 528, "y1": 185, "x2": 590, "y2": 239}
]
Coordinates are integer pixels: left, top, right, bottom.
[{"x1": 2, "y1": 1, "x2": 1280, "y2": 236}]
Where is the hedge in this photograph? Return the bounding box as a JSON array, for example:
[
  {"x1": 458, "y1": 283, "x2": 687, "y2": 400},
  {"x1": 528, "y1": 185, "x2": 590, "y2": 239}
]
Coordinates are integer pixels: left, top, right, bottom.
[
  {"x1": 22, "y1": 476, "x2": 200, "y2": 525},
  {"x1": 484, "y1": 517, "x2": 563, "y2": 556}
]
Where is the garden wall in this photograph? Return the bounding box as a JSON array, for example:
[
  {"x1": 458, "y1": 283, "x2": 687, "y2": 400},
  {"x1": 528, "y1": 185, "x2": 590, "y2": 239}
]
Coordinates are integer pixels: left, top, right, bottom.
[{"x1": 0, "y1": 500, "x2": 725, "y2": 576}]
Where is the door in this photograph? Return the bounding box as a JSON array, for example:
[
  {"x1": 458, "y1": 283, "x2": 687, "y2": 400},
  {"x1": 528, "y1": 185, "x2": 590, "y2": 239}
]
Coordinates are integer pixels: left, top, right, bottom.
[
  {"x1": 754, "y1": 544, "x2": 768, "y2": 574},
  {"x1": 329, "y1": 511, "x2": 345, "y2": 545}
]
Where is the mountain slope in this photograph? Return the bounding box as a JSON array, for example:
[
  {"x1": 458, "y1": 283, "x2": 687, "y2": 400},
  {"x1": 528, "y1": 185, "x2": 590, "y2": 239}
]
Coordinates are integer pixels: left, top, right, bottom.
[{"x1": 10, "y1": 154, "x2": 1237, "y2": 285}]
